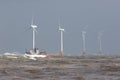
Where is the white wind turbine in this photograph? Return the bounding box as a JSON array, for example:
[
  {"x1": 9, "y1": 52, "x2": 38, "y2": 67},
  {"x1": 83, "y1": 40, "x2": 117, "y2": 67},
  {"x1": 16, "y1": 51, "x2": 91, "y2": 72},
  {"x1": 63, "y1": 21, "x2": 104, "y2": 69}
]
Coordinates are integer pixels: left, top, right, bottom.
[
  {"x1": 98, "y1": 32, "x2": 103, "y2": 55},
  {"x1": 82, "y1": 31, "x2": 87, "y2": 56},
  {"x1": 30, "y1": 19, "x2": 38, "y2": 50},
  {"x1": 24, "y1": 19, "x2": 47, "y2": 60},
  {"x1": 59, "y1": 24, "x2": 65, "y2": 55}
]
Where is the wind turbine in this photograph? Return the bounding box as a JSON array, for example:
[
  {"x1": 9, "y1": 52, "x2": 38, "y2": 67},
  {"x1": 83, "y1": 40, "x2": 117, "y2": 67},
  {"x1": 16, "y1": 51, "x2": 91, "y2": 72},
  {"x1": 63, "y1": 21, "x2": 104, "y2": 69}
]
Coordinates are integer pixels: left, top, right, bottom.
[
  {"x1": 30, "y1": 19, "x2": 38, "y2": 51},
  {"x1": 98, "y1": 32, "x2": 103, "y2": 55},
  {"x1": 82, "y1": 31, "x2": 87, "y2": 56},
  {"x1": 59, "y1": 24, "x2": 65, "y2": 56},
  {"x1": 24, "y1": 18, "x2": 47, "y2": 59}
]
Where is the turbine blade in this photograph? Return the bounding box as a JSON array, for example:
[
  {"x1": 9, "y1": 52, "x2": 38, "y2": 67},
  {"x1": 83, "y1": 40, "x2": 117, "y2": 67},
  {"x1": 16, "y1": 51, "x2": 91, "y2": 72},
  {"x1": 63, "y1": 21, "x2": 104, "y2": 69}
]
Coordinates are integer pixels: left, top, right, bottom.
[
  {"x1": 31, "y1": 16, "x2": 34, "y2": 25},
  {"x1": 25, "y1": 27, "x2": 32, "y2": 31}
]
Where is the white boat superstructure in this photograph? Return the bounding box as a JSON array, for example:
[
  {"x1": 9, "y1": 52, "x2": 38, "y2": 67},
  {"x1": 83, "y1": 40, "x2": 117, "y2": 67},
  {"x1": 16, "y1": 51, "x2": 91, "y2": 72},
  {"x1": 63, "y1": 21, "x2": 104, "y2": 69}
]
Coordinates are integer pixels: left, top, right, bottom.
[{"x1": 24, "y1": 48, "x2": 47, "y2": 60}]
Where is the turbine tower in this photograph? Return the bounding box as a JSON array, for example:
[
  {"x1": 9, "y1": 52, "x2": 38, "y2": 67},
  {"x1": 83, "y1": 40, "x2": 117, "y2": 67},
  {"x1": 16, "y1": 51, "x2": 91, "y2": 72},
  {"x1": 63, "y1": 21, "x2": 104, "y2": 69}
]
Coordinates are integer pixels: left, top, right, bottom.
[
  {"x1": 82, "y1": 31, "x2": 87, "y2": 56},
  {"x1": 31, "y1": 19, "x2": 37, "y2": 51},
  {"x1": 59, "y1": 24, "x2": 65, "y2": 56},
  {"x1": 98, "y1": 32, "x2": 103, "y2": 55}
]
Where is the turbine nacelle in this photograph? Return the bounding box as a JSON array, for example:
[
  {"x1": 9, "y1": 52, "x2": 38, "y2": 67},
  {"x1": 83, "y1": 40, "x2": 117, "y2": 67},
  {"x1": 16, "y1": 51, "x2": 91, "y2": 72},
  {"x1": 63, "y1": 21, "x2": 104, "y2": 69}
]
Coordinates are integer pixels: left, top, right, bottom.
[
  {"x1": 82, "y1": 31, "x2": 86, "y2": 37},
  {"x1": 59, "y1": 28, "x2": 65, "y2": 32},
  {"x1": 59, "y1": 24, "x2": 65, "y2": 32},
  {"x1": 31, "y1": 25, "x2": 37, "y2": 29},
  {"x1": 82, "y1": 31, "x2": 86, "y2": 34}
]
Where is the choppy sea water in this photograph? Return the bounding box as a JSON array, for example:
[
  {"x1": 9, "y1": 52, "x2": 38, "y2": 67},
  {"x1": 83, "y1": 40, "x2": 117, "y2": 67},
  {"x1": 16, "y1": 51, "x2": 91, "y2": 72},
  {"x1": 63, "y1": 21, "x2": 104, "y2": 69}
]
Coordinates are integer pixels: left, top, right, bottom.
[{"x1": 0, "y1": 56, "x2": 120, "y2": 80}]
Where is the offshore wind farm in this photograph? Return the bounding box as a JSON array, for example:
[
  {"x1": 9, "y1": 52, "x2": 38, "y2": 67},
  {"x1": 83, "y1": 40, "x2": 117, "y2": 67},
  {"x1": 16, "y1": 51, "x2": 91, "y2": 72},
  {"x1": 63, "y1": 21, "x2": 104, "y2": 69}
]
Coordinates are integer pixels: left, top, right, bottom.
[
  {"x1": 0, "y1": 0, "x2": 120, "y2": 80},
  {"x1": 0, "y1": 1, "x2": 120, "y2": 56}
]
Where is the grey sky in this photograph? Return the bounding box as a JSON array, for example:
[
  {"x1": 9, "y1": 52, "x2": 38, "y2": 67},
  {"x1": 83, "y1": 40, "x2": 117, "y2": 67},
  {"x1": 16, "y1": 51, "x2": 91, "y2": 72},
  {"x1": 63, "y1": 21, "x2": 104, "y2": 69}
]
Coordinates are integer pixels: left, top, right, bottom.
[{"x1": 0, "y1": 0, "x2": 120, "y2": 55}]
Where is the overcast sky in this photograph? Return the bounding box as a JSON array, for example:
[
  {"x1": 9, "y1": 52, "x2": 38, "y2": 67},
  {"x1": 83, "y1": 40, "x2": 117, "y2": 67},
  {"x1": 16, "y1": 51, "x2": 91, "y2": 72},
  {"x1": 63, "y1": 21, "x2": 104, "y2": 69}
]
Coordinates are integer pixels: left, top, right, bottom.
[{"x1": 0, "y1": 0, "x2": 120, "y2": 55}]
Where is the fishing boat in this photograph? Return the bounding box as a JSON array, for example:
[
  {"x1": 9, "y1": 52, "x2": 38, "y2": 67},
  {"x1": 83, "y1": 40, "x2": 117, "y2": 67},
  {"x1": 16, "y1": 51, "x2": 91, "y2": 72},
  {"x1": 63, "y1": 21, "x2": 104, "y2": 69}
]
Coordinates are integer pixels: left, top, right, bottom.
[{"x1": 24, "y1": 48, "x2": 47, "y2": 60}]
